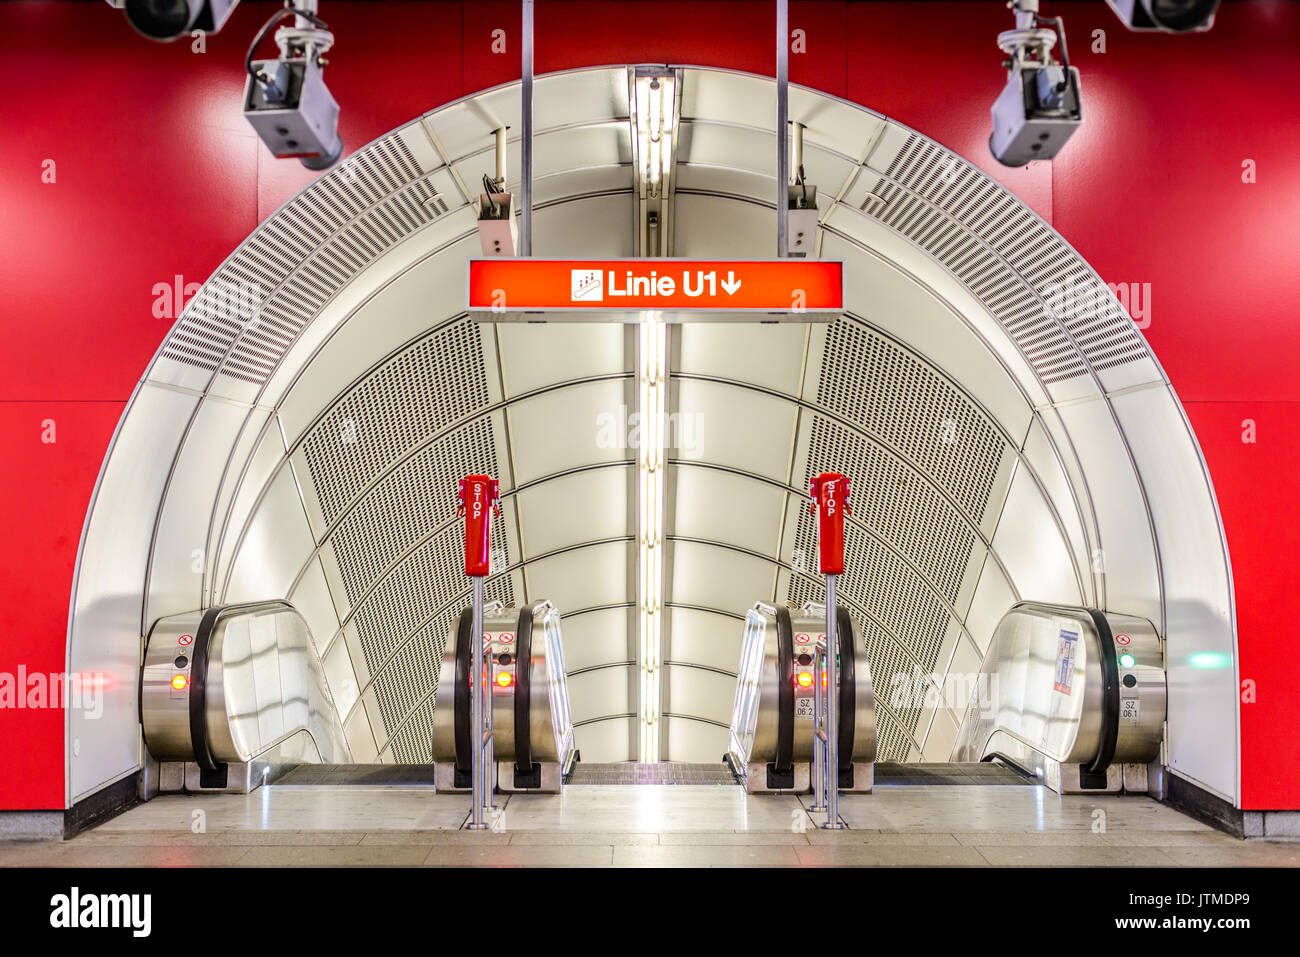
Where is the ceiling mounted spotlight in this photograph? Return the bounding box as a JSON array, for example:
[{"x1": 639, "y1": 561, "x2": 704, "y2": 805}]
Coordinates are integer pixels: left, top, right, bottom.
[
  {"x1": 118, "y1": 0, "x2": 240, "y2": 42},
  {"x1": 988, "y1": 0, "x2": 1082, "y2": 167},
  {"x1": 1106, "y1": 0, "x2": 1220, "y2": 33}
]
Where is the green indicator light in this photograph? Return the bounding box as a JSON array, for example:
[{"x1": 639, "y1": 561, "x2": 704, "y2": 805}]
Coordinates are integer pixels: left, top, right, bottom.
[{"x1": 1118, "y1": 653, "x2": 1136, "y2": 668}]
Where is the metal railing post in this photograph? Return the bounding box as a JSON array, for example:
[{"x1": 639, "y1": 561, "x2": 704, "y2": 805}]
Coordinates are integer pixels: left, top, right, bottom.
[
  {"x1": 459, "y1": 475, "x2": 500, "y2": 830},
  {"x1": 520, "y1": 0, "x2": 534, "y2": 257},
  {"x1": 776, "y1": 0, "x2": 789, "y2": 258},
  {"x1": 810, "y1": 639, "x2": 827, "y2": 812},
  {"x1": 823, "y1": 574, "x2": 843, "y2": 829},
  {"x1": 470, "y1": 573, "x2": 487, "y2": 828},
  {"x1": 809, "y1": 472, "x2": 850, "y2": 830}
]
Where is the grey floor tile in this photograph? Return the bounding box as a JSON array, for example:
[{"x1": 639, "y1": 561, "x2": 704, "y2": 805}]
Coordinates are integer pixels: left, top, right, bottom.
[
  {"x1": 424, "y1": 844, "x2": 615, "y2": 867},
  {"x1": 795, "y1": 844, "x2": 987, "y2": 866},
  {"x1": 612, "y1": 843, "x2": 801, "y2": 867},
  {"x1": 1156, "y1": 844, "x2": 1300, "y2": 867},
  {"x1": 238, "y1": 844, "x2": 431, "y2": 867},
  {"x1": 657, "y1": 831, "x2": 811, "y2": 845},
  {"x1": 362, "y1": 830, "x2": 512, "y2": 845},
  {"x1": 951, "y1": 829, "x2": 1113, "y2": 847},
  {"x1": 974, "y1": 844, "x2": 1178, "y2": 866},
  {"x1": 508, "y1": 831, "x2": 659, "y2": 845}
]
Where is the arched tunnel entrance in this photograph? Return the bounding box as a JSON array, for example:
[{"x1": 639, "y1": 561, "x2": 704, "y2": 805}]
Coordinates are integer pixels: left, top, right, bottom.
[{"x1": 66, "y1": 66, "x2": 1237, "y2": 819}]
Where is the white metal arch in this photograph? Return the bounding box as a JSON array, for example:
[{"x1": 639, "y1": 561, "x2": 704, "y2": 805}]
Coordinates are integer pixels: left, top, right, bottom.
[{"x1": 67, "y1": 65, "x2": 1238, "y2": 806}]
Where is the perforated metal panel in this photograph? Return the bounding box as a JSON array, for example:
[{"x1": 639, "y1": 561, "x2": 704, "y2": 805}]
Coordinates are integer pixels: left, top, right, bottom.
[
  {"x1": 160, "y1": 134, "x2": 441, "y2": 383},
  {"x1": 816, "y1": 318, "x2": 1006, "y2": 522},
  {"x1": 326, "y1": 417, "x2": 500, "y2": 604},
  {"x1": 301, "y1": 320, "x2": 490, "y2": 526},
  {"x1": 805, "y1": 416, "x2": 976, "y2": 603},
  {"x1": 349, "y1": 522, "x2": 513, "y2": 758},
  {"x1": 787, "y1": 576, "x2": 916, "y2": 761},
  {"x1": 866, "y1": 135, "x2": 1148, "y2": 383}
]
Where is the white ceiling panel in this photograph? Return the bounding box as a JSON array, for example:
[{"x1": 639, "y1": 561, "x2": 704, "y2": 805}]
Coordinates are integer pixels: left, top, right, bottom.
[
  {"x1": 558, "y1": 607, "x2": 634, "y2": 673},
  {"x1": 498, "y1": 322, "x2": 629, "y2": 396},
  {"x1": 675, "y1": 321, "x2": 807, "y2": 394},
  {"x1": 669, "y1": 541, "x2": 773, "y2": 617},
  {"x1": 506, "y1": 379, "x2": 635, "y2": 485},
  {"x1": 524, "y1": 540, "x2": 633, "y2": 614},
  {"x1": 672, "y1": 379, "x2": 796, "y2": 481},
  {"x1": 668, "y1": 466, "x2": 784, "y2": 558},
  {"x1": 573, "y1": 717, "x2": 634, "y2": 763},
  {"x1": 567, "y1": 668, "x2": 631, "y2": 725},
  {"x1": 664, "y1": 665, "x2": 736, "y2": 725},
  {"x1": 517, "y1": 466, "x2": 632, "y2": 558},
  {"x1": 672, "y1": 194, "x2": 774, "y2": 258},
  {"x1": 664, "y1": 607, "x2": 745, "y2": 673}
]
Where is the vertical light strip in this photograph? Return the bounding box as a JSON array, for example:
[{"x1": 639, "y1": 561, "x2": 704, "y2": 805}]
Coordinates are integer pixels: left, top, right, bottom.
[
  {"x1": 630, "y1": 69, "x2": 676, "y2": 761},
  {"x1": 638, "y1": 311, "x2": 667, "y2": 761}
]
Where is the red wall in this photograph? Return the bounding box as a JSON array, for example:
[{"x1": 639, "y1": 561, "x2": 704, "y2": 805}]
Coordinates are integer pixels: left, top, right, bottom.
[{"x1": 1, "y1": 0, "x2": 1296, "y2": 810}]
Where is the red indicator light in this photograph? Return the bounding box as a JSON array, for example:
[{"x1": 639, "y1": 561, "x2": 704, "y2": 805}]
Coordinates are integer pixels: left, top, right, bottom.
[
  {"x1": 496, "y1": 672, "x2": 514, "y2": 688},
  {"x1": 796, "y1": 672, "x2": 813, "y2": 688},
  {"x1": 171, "y1": 674, "x2": 188, "y2": 691}
]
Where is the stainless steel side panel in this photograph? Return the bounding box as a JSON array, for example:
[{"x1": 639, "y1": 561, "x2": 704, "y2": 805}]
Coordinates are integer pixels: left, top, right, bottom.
[
  {"x1": 728, "y1": 602, "x2": 876, "y2": 769},
  {"x1": 952, "y1": 602, "x2": 1164, "y2": 777},
  {"x1": 142, "y1": 602, "x2": 350, "y2": 766},
  {"x1": 431, "y1": 600, "x2": 575, "y2": 774}
]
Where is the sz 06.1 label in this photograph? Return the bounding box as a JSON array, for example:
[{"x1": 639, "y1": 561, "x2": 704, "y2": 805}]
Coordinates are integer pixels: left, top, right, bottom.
[{"x1": 1120, "y1": 697, "x2": 1141, "y2": 723}]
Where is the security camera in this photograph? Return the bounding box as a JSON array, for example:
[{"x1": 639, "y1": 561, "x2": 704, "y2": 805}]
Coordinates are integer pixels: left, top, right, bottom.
[
  {"x1": 242, "y1": 6, "x2": 342, "y2": 171},
  {"x1": 121, "y1": 0, "x2": 239, "y2": 41},
  {"x1": 1106, "y1": 0, "x2": 1219, "y2": 33},
  {"x1": 989, "y1": 0, "x2": 1082, "y2": 167}
]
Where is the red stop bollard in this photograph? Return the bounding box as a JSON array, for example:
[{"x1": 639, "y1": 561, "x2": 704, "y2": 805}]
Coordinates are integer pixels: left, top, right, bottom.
[
  {"x1": 809, "y1": 472, "x2": 851, "y2": 575},
  {"x1": 458, "y1": 475, "x2": 501, "y2": 577}
]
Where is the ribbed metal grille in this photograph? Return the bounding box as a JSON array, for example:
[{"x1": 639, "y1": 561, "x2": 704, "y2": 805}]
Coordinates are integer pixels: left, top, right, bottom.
[
  {"x1": 159, "y1": 133, "x2": 443, "y2": 383},
  {"x1": 868, "y1": 135, "x2": 1148, "y2": 383},
  {"x1": 816, "y1": 318, "x2": 1005, "y2": 523},
  {"x1": 302, "y1": 320, "x2": 490, "y2": 527}
]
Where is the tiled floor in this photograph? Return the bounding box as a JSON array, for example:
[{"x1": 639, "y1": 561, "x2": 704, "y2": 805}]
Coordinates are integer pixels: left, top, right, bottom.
[{"x1": 2, "y1": 784, "x2": 1296, "y2": 867}]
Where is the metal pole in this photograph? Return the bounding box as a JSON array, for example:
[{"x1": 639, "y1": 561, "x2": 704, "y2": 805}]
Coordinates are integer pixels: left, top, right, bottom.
[
  {"x1": 480, "y1": 577, "x2": 498, "y2": 816},
  {"x1": 810, "y1": 641, "x2": 826, "y2": 812},
  {"x1": 775, "y1": 0, "x2": 789, "y2": 258},
  {"x1": 823, "y1": 576, "x2": 844, "y2": 829},
  {"x1": 469, "y1": 574, "x2": 487, "y2": 828},
  {"x1": 494, "y1": 127, "x2": 508, "y2": 187},
  {"x1": 520, "y1": 0, "x2": 534, "y2": 256}
]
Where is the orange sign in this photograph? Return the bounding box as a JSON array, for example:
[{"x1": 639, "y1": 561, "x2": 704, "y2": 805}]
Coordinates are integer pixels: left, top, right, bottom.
[{"x1": 467, "y1": 259, "x2": 843, "y2": 317}]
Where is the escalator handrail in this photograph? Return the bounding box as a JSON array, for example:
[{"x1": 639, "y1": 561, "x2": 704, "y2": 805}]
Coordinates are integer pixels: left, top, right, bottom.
[
  {"x1": 774, "y1": 605, "x2": 795, "y2": 773},
  {"x1": 1083, "y1": 608, "x2": 1120, "y2": 777},
  {"x1": 187, "y1": 599, "x2": 296, "y2": 773},
  {"x1": 513, "y1": 603, "x2": 535, "y2": 776},
  {"x1": 453, "y1": 607, "x2": 474, "y2": 775},
  {"x1": 835, "y1": 605, "x2": 855, "y2": 771}
]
